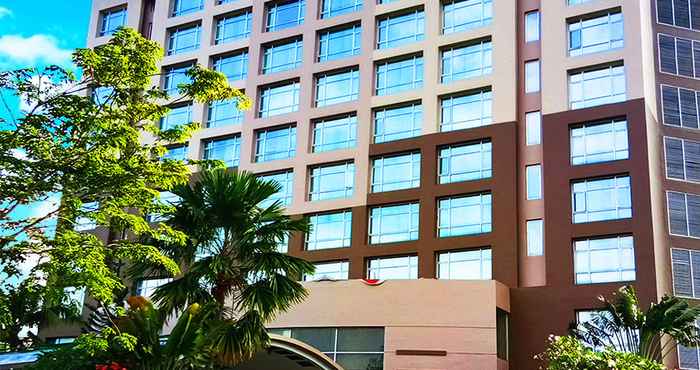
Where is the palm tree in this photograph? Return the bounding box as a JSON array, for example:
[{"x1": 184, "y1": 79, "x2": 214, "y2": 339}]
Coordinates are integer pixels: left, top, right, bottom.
[
  {"x1": 132, "y1": 168, "x2": 314, "y2": 366},
  {"x1": 570, "y1": 285, "x2": 700, "y2": 361}
]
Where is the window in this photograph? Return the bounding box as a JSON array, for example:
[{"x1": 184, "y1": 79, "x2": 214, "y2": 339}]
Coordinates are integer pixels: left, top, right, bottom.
[
  {"x1": 321, "y1": 0, "x2": 362, "y2": 18},
  {"x1": 148, "y1": 191, "x2": 181, "y2": 223},
  {"x1": 572, "y1": 175, "x2": 632, "y2": 223},
  {"x1": 371, "y1": 152, "x2": 420, "y2": 192},
  {"x1": 163, "y1": 145, "x2": 188, "y2": 161},
  {"x1": 377, "y1": 9, "x2": 425, "y2": 49},
  {"x1": 569, "y1": 64, "x2": 626, "y2": 109},
  {"x1": 163, "y1": 63, "x2": 193, "y2": 96},
  {"x1": 369, "y1": 203, "x2": 419, "y2": 244},
  {"x1": 171, "y1": 0, "x2": 202, "y2": 16},
  {"x1": 526, "y1": 164, "x2": 542, "y2": 200},
  {"x1": 92, "y1": 87, "x2": 114, "y2": 104},
  {"x1": 571, "y1": 119, "x2": 629, "y2": 165},
  {"x1": 367, "y1": 255, "x2": 418, "y2": 279},
  {"x1": 661, "y1": 84, "x2": 700, "y2": 129},
  {"x1": 666, "y1": 136, "x2": 700, "y2": 182},
  {"x1": 75, "y1": 201, "x2": 99, "y2": 231},
  {"x1": 657, "y1": 0, "x2": 700, "y2": 31},
  {"x1": 574, "y1": 235, "x2": 635, "y2": 284},
  {"x1": 306, "y1": 210, "x2": 352, "y2": 250},
  {"x1": 135, "y1": 278, "x2": 172, "y2": 298},
  {"x1": 99, "y1": 7, "x2": 127, "y2": 36},
  {"x1": 525, "y1": 11, "x2": 540, "y2": 42},
  {"x1": 309, "y1": 162, "x2": 355, "y2": 200},
  {"x1": 441, "y1": 39, "x2": 492, "y2": 83},
  {"x1": 216, "y1": 11, "x2": 253, "y2": 44},
  {"x1": 259, "y1": 81, "x2": 300, "y2": 117},
  {"x1": 526, "y1": 219, "x2": 543, "y2": 256},
  {"x1": 263, "y1": 38, "x2": 303, "y2": 74},
  {"x1": 304, "y1": 261, "x2": 350, "y2": 281},
  {"x1": 671, "y1": 248, "x2": 700, "y2": 297},
  {"x1": 258, "y1": 170, "x2": 294, "y2": 207},
  {"x1": 47, "y1": 337, "x2": 76, "y2": 345},
  {"x1": 318, "y1": 24, "x2": 361, "y2": 62},
  {"x1": 207, "y1": 99, "x2": 244, "y2": 128},
  {"x1": 568, "y1": 11, "x2": 624, "y2": 56},
  {"x1": 568, "y1": 0, "x2": 593, "y2": 4},
  {"x1": 442, "y1": 0, "x2": 492, "y2": 34},
  {"x1": 438, "y1": 140, "x2": 492, "y2": 184},
  {"x1": 437, "y1": 248, "x2": 491, "y2": 280},
  {"x1": 315, "y1": 68, "x2": 359, "y2": 107},
  {"x1": 212, "y1": 51, "x2": 249, "y2": 82},
  {"x1": 525, "y1": 60, "x2": 540, "y2": 93},
  {"x1": 440, "y1": 88, "x2": 492, "y2": 132},
  {"x1": 375, "y1": 55, "x2": 424, "y2": 96},
  {"x1": 312, "y1": 114, "x2": 357, "y2": 152},
  {"x1": 438, "y1": 193, "x2": 492, "y2": 237},
  {"x1": 167, "y1": 24, "x2": 201, "y2": 55},
  {"x1": 267, "y1": 0, "x2": 305, "y2": 32},
  {"x1": 255, "y1": 125, "x2": 296, "y2": 162},
  {"x1": 374, "y1": 103, "x2": 422, "y2": 143},
  {"x1": 526, "y1": 111, "x2": 541, "y2": 145},
  {"x1": 575, "y1": 310, "x2": 632, "y2": 351},
  {"x1": 160, "y1": 104, "x2": 192, "y2": 130},
  {"x1": 203, "y1": 136, "x2": 241, "y2": 167},
  {"x1": 659, "y1": 33, "x2": 700, "y2": 78},
  {"x1": 668, "y1": 191, "x2": 700, "y2": 238},
  {"x1": 679, "y1": 340, "x2": 700, "y2": 370},
  {"x1": 272, "y1": 328, "x2": 384, "y2": 370}
]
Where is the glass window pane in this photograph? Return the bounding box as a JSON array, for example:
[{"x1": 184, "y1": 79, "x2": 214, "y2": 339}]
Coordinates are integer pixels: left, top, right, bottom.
[
  {"x1": 439, "y1": 140, "x2": 492, "y2": 183},
  {"x1": 441, "y1": 39, "x2": 492, "y2": 83},
  {"x1": 369, "y1": 203, "x2": 420, "y2": 244},
  {"x1": 527, "y1": 219, "x2": 543, "y2": 256},
  {"x1": 438, "y1": 193, "x2": 492, "y2": 237},
  {"x1": 306, "y1": 210, "x2": 352, "y2": 250},
  {"x1": 374, "y1": 103, "x2": 422, "y2": 143},
  {"x1": 316, "y1": 68, "x2": 360, "y2": 107},
  {"x1": 371, "y1": 152, "x2": 421, "y2": 192},
  {"x1": 319, "y1": 24, "x2": 362, "y2": 62},
  {"x1": 526, "y1": 164, "x2": 542, "y2": 200},
  {"x1": 443, "y1": 0, "x2": 492, "y2": 34},
  {"x1": 309, "y1": 162, "x2": 355, "y2": 200},
  {"x1": 525, "y1": 11, "x2": 540, "y2": 42},
  {"x1": 377, "y1": 9, "x2": 425, "y2": 49},
  {"x1": 526, "y1": 111, "x2": 541, "y2": 145},
  {"x1": 376, "y1": 55, "x2": 424, "y2": 95},
  {"x1": 313, "y1": 114, "x2": 358, "y2": 152},
  {"x1": 440, "y1": 89, "x2": 492, "y2": 132},
  {"x1": 259, "y1": 81, "x2": 300, "y2": 117}
]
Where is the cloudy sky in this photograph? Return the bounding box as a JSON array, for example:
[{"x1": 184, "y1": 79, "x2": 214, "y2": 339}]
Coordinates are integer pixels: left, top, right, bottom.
[
  {"x1": 0, "y1": 1, "x2": 92, "y2": 246},
  {"x1": 0, "y1": 0, "x2": 91, "y2": 119}
]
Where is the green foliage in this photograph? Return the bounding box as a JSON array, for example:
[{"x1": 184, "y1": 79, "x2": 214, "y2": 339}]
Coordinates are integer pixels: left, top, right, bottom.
[
  {"x1": 538, "y1": 335, "x2": 664, "y2": 370},
  {"x1": 134, "y1": 169, "x2": 314, "y2": 366},
  {"x1": 571, "y1": 285, "x2": 700, "y2": 360},
  {"x1": 0, "y1": 27, "x2": 249, "y2": 351},
  {"x1": 30, "y1": 297, "x2": 259, "y2": 370}
]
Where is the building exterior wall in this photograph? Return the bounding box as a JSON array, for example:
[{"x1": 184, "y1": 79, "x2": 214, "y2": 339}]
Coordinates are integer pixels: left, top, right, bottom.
[{"x1": 67, "y1": 0, "x2": 700, "y2": 369}]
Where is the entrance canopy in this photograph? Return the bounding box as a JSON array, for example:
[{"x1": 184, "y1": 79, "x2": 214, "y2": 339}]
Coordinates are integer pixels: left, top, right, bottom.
[{"x1": 233, "y1": 334, "x2": 343, "y2": 370}]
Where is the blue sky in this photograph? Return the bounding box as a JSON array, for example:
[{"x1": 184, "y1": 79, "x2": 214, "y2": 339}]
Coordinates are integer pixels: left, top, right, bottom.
[
  {"x1": 0, "y1": 0, "x2": 91, "y2": 69},
  {"x1": 0, "y1": 0, "x2": 92, "y2": 119},
  {"x1": 0, "y1": 1, "x2": 92, "y2": 249}
]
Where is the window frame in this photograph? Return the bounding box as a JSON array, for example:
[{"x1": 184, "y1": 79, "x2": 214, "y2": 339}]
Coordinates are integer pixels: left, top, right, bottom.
[
  {"x1": 266, "y1": 0, "x2": 306, "y2": 32},
  {"x1": 436, "y1": 248, "x2": 492, "y2": 280},
  {"x1": 202, "y1": 135, "x2": 241, "y2": 168},
  {"x1": 573, "y1": 234, "x2": 636, "y2": 285},
  {"x1": 438, "y1": 139, "x2": 492, "y2": 184},
  {"x1": 308, "y1": 161, "x2": 355, "y2": 201},
  {"x1": 571, "y1": 174, "x2": 632, "y2": 224},
  {"x1": 368, "y1": 202, "x2": 420, "y2": 244},
  {"x1": 370, "y1": 152, "x2": 421, "y2": 193},
  {"x1": 570, "y1": 118, "x2": 629, "y2": 166},
  {"x1": 437, "y1": 192, "x2": 492, "y2": 237},
  {"x1": 262, "y1": 37, "x2": 304, "y2": 74},
  {"x1": 255, "y1": 125, "x2": 297, "y2": 162},
  {"x1": 306, "y1": 210, "x2": 353, "y2": 250},
  {"x1": 367, "y1": 255, "x2": 418, "y2": 279},
  {"x1": 376, "y1": 8, "x2": 425, "y2": 49},
  {"x1": 167, "y1": 24, "x2": 201, "y2": 56},
  {"x1": 312, "y1": 114, "x2": 358, "y2": 153},
  {"x1": 441, "y1": 39, "x2": 492, "y2": 83},
  {"x1": 259, "y1": 80, "x2": 301, "y2": 118},
  {"x1": 315, "y1": 67, "x2": 360, "y2": 107}
]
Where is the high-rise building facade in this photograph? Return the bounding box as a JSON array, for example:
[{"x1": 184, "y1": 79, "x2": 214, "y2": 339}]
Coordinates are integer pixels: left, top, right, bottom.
[{"x1": 53, "y1": 0, "x2": 700, "y2": 368}]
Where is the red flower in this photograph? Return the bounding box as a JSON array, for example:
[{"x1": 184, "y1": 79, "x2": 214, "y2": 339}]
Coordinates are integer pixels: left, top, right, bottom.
[{"x1": 95, "y1": 362, "x2": 127, "y2": 370}]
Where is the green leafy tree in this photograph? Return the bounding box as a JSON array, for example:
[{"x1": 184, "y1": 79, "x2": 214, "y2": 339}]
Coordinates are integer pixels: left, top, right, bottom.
[
  {"x1": 570, "y1": 285, "x2": 700, "y2": 361},
  {"x1": 0, "y1": 27, "x2": 249, "y2": 350},
  {"x1": 538, "y1": 335, "x2": 665, "y2": 370},
  {"x1": 132, "y1": 169, "x2": 314, "y2": 366},
  {"x1": 30, "y1": 296, "x2": 222, "y2": 370}
]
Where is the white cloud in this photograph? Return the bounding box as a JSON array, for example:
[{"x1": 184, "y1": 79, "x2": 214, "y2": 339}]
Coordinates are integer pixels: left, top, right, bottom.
[
  {"x1": 0, "y1": 7, "x2": 12, "y2": 19},
  {"x1": 19, "y1": 74, "x2": 76, "y2": 113},
  {"x1": 0, "y1": 34, "x2": 72, "y2": 67}
]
